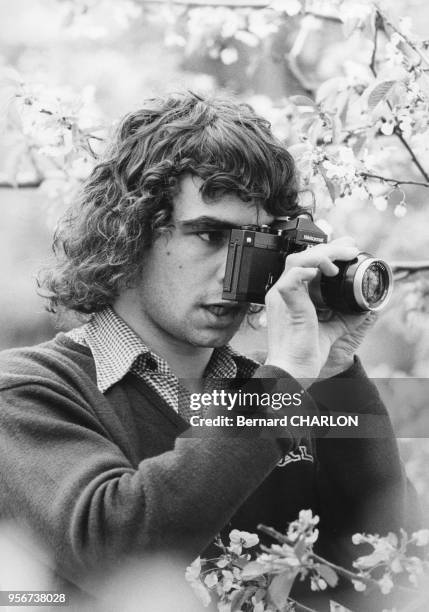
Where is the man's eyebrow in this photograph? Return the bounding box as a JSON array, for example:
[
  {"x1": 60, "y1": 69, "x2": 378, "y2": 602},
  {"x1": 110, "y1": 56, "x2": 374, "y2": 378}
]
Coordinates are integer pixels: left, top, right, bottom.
[{"x1": 176, "y1": 216, "x2": 242, "y2": 231}]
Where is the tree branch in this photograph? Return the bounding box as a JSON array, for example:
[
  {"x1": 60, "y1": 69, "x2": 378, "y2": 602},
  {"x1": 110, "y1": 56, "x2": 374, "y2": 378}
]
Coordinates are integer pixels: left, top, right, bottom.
[
  {"x1": 0, "y1": 180, "x2": 42, "y2": 189},
  {"x1": 311, "y1": 552, "x2": 416, "y2": 595},
  {"x1": 138, "y1": 0, "x2": 342, "y2": 22},
  {"x1": 393, "y1": 127, "x2": 429, "y2": 183},
  {"x1": 368, "y1": 12, "x2": 429, "y2": 183},
  {"x1": 392, "y1": 261, "x2": 429, "y2": 281},
  {"x1": 310, "y1": 552, "x2": 372, "y2": 586},
  {"x1": 361, "y1": 172, "x2": 429, "y2": 188},
  {"x1": 140, "y1": 0, "x2": 268, "y2": 5}
]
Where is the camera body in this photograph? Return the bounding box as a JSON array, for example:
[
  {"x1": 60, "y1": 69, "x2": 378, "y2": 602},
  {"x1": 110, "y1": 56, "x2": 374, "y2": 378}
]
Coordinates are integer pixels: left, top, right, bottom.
[{"x1": 222, "y1": 215, "x2": 393, "y2": 313}]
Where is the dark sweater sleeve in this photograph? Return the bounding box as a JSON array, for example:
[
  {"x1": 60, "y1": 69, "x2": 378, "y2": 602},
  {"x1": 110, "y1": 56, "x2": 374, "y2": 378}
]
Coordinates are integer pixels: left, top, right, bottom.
[
  {"x1": 0, "y1": 365, "x2": 312, "y2": 588},
  {"x1": 304, "y1": 359, "x2": 421, "y2": 612},
  {"x1": 309, "y1": 357, "x2": 420, "y2": 538}
]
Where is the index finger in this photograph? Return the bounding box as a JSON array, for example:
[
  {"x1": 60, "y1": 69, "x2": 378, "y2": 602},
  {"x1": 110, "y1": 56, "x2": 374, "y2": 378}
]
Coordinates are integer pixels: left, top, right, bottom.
[{"x1": 285, "y1": 244, "x2": 359, "y2": 276}]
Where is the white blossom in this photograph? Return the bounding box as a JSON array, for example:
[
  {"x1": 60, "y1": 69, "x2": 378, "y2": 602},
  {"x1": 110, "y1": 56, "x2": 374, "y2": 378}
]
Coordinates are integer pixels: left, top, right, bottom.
[
  {"x1": 378, "y1": 573, "x2": 394, "y2": 595},
  {"x1": 352, "y1": 579, "x2": 367, "y2": 591},
  {"x1": 412, "y1": 529, "x2": 429, "y2": 546},
  {"x1": 204, "y1": 572, "x2": 218, "y2": 588},
  {"x1": 229, "y1": 530, "x2": 259, "y2": 549},
  {"x1": 220, "y1": 48, "x2": 238, "y2": 65},
  {"x1": 269, "y1": 0, "x2": 302, "y2": 17}
]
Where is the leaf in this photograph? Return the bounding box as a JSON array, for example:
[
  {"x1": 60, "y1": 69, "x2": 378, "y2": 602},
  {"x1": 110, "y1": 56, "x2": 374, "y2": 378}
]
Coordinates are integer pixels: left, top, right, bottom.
[
  {"x1": 288, "y1": 142, "x2": 312, "y2": 160},
  {"x1": 268, "y1": 571, "x2": 298, "y2": 609},
  {"x1": 368, "y1": 81, "x2": 397, "y2": 110},
  {"x1": 233, "y1": 556, "x2": 250, "y2": 569},
  {"x1": 289, "y1": 95, "x2": 317, "y2": 108},
  {"x1": 417, "y1": 73, "x2": 429, "y2": 101},
  {"x1": 389, "y1": 81, "x2": 407, "y2": 107},
  {"x1": 361, "y1": 12, "x2": 377, "y2": 42},
  {"x1": 230, "y1": 586, "x2": 257, "y2": 612},
  {"x1": 308, "y1": 117, "x2": 323, "y2": 145},
  {"x1": 342, "y1": 17, "x2": 360, "y2": 38},
  {"x1": 316, "y1": 77, "x2": 344, "y2": 104},
  {"x1": 300, "y1": 115, "x2": 318, "y2": 134},
  {"x1": 294, "y1": 536, "x2": 307, "y2": 559},
  {"x1": 317, "y1": 564, "x2": 339, "y2": 588},
  {"x1": 241, "y1": 561, "x2": 267, "y2": 580},
  {"x1": 350, "y1": 132, "x2": 367, "y2": 156},
  {"x1": 330, "y1": 115, "x2": 343, "y2": 145},
  {"x1": 317, "y1": 164, "x2": 337, "y2": 204}
]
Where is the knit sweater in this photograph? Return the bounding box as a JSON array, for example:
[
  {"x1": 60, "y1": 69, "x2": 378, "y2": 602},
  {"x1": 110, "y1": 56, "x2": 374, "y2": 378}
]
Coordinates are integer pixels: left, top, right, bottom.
[{"x1": 0, "y1": 333, "x2": 419, "y2": 610}]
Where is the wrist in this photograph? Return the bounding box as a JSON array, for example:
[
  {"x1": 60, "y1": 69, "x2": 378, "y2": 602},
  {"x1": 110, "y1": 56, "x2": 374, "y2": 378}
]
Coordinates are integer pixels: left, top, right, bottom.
[
  {"x1": 263, "y1": 359, "x2": 318, "y2": 388},
  {"x1": 320, "y1": 354, "x2": 355, "y2": 379}
]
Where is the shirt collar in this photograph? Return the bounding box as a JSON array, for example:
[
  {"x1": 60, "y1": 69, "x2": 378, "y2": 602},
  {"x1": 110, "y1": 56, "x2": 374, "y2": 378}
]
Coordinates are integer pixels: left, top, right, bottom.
[{"x1": 70, "y1": 306, "x2": 259, "y2": 393}]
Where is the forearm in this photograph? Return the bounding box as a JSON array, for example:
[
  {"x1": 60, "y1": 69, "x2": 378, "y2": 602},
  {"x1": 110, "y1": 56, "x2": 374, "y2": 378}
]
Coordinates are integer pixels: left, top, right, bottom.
[{"x1": 0, "y1": 367, "x2": 314, "y2": 585}]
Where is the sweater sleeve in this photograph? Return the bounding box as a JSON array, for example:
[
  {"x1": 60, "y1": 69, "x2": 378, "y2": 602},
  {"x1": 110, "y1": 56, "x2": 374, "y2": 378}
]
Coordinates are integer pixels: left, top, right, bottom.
[
  {"x1": 302, "y1": 359, "x2": 421, "y2": 612},
  {"x1": 308, "y1": 357, "x2": 421, "y2": 564},
  {"x1": 310, "y1": 357, "x2": 420, "y2": 536},
  {"x1": 0, "y1": 365, "x2": 312, "y2": 588}
]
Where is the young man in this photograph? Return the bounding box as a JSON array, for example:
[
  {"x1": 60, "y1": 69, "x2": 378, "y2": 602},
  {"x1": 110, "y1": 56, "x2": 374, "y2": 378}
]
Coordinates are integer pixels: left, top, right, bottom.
[{"x1": 0, "y1": 93, "x2": 418, "y2": 610}]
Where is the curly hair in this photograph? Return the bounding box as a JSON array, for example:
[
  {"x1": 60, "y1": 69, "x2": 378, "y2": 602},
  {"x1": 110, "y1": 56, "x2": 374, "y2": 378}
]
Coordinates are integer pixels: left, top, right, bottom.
[{"x1": 39, "y1": 92, "x2": 300, "y2": 314}]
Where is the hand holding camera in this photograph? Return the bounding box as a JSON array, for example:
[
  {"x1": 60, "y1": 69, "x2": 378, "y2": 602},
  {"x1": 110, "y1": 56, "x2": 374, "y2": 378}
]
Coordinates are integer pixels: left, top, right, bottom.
[
  {"x1": 222, "y1": 215, "x2": 393, "y2": 380},
  {"x1": 264, "y1": 238, "x2": 366, "y2": 380}
]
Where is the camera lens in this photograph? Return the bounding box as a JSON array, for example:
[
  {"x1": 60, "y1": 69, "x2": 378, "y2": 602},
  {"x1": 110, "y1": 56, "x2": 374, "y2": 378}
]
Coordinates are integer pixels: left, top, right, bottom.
[
  {"x1": 317, "y1": 253, "x2": 393, "y2": 314},
  {"x1": 352, "y1": 257, "x2": 393, "y2": 311},
  {"x1": 361, "y1": 263, "x2": 387, "y2": 306}
]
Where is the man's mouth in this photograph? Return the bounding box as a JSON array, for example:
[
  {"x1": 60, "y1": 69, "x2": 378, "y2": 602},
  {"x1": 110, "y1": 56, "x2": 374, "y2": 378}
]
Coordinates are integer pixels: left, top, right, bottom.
[{"x1": 203, "y1": 303, "x2": 243, "y2": 317}]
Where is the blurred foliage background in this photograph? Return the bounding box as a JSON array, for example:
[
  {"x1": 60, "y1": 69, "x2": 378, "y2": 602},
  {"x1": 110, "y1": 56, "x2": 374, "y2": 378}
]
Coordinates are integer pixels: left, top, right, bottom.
[{"x1": 1, "y1": 0, "x2": 429, "y2": 513}]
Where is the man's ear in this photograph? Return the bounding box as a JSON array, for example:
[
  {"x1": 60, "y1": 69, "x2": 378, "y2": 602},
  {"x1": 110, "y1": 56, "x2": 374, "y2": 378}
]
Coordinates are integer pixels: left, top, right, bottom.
[{"x1": 153, "y1": 225, "x2": 174, "y2": 242}]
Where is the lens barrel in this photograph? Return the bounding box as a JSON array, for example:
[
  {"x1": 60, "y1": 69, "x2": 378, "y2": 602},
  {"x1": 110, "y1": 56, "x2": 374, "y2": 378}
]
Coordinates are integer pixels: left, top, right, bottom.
[{"x1": 315, "y1": 252, "x2": 393, "y2": 313}]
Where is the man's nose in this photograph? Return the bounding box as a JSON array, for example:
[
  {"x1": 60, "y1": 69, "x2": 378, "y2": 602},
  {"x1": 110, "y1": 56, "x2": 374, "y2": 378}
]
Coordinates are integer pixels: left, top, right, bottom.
[{"x1": 215, "y1": 244, "x2": 230, "y2": 286}]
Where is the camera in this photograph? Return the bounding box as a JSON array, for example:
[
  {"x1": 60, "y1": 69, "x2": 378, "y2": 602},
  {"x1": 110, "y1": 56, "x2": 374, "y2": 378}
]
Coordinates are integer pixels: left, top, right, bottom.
[{"x1": 222, "y1": 214, "x2": 393, "y2": 314}]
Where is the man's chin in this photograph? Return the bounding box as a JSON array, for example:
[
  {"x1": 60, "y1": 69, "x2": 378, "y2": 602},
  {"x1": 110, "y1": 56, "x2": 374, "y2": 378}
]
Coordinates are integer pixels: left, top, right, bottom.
[
  {"x1": 185, "y1": 309, "x2": 246, "y2": 347},
  {"x1": 189, "y1": 327, "x2": 238, "y2": 348}
]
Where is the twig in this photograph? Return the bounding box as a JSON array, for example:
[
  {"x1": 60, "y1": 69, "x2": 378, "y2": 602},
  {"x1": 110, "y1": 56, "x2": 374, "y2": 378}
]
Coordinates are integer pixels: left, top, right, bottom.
[
  {"x1": 139, "y1": 0, "x2": 342, "y2": 23},
  {"x1": 361, "y1": 173, "x2": 429, "y2": 188},
  {"x1": 392, "y1": 261, "x2": 429, "y2": 281},
  {"x1": 311, "y1": 552, "x2": 416, "y2": 595},
  {"x1": 369, "y1": 11, "x2": 380, "y2": 74},
  {"x1": 258, "y1": 524, "x2": 290, "y2": 543},
  {"x1": 391, "y1": 261, "x2": 429, "y2": 271},
  {"x1": 374, "y1": 3, "x2": 429, "y2": 69},
  {"x1": 304, "y1": 11, "x2": 341, "y2": 25},
  {"x1": 0, "y1": 180, "x2": 42, "y2": 189},
  {"x1": 287, "y1": 597, "x2": 318, "y2": 612},
  {"x1": 393, "y1": 127, "x2": 429, "y2": 183},
  {"x1": 86, "y1": 133, "x2": 104, "y2": 141},
  {"x1": 287, "y1": 17, "x2": 317, "y2": 95},
  {"x1": 311, "y1": 552, "x2": 368, "y2": 585},
  {"x1": 141, "y1": 0, "x2": 268, "y2": 5}
]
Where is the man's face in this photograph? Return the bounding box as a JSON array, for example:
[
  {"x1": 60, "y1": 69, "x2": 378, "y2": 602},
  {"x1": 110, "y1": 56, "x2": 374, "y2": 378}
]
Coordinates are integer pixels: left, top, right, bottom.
[{"x1": 133, "y1": 175, "x2": 274, "y2": 348}]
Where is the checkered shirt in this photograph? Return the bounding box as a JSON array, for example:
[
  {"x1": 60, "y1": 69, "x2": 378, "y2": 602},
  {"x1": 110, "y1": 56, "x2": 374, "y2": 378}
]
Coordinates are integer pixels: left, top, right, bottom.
[{"x1": 67, "y1": 307, "x2": 260, "y2": 420}]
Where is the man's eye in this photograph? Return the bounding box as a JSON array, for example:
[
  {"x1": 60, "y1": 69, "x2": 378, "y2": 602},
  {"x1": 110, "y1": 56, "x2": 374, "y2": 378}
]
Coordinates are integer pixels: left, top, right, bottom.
[{"x1": 196, "y1": 231, "x2": 229, "y2": 245}]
